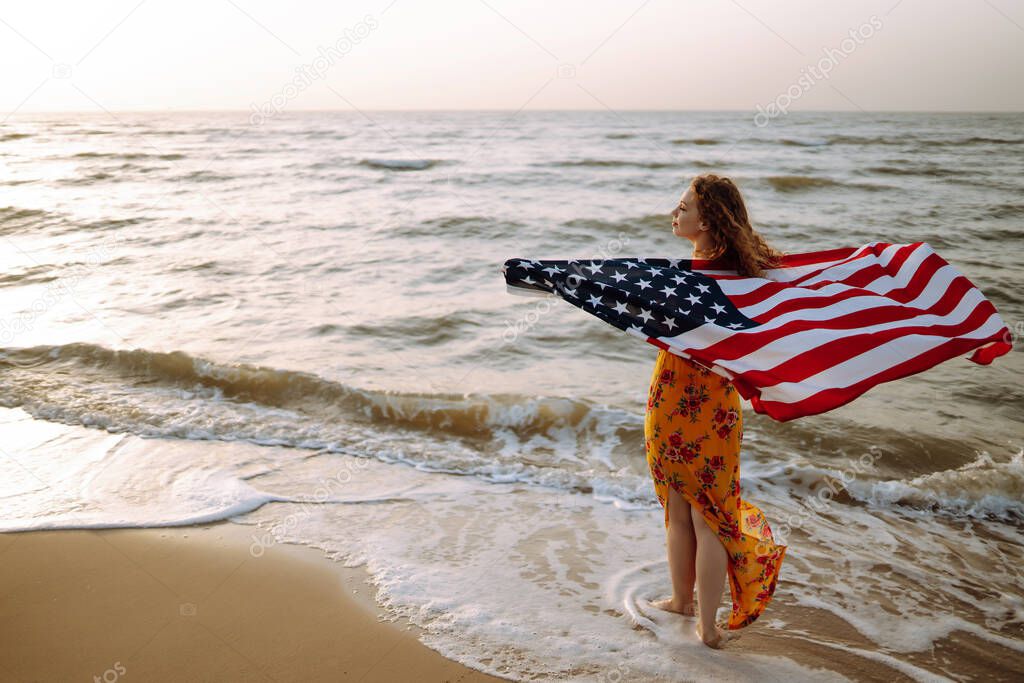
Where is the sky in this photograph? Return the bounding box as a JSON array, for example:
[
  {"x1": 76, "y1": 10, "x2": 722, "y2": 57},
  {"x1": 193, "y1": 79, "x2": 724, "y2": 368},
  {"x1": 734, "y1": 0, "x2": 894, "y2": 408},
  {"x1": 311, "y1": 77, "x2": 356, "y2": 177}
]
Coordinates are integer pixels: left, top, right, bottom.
[{"x1": 1, "y1": 0, "x2": 1022, "y2": 114}]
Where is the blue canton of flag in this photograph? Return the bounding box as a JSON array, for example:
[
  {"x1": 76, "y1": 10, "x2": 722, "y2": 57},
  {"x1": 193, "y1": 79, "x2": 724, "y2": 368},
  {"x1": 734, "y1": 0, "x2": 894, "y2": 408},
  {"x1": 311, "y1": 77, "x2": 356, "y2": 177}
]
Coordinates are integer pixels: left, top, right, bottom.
[{"x1": 501, "y1": 257, "x2": 758, "y2": 339}]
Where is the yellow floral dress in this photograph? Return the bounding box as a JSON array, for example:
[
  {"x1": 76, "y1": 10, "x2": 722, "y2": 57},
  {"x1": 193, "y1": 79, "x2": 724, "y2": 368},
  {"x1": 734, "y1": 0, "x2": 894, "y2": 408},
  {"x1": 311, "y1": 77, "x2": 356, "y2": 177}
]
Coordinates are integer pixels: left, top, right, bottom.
[{"x1": 644, "y1": 347, "x2": 787, "y2": 630}]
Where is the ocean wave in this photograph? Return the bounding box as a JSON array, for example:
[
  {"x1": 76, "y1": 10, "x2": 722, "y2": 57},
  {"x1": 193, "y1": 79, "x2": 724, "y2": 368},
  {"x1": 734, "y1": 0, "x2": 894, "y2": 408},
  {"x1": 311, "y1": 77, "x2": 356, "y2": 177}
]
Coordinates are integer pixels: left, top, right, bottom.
[
  {"x1": 359, "y1": 158, "x2": 441, "y2": 171},
  {"x1": 0, "y1": 342, "x2": 651, "y2": 503},
  {"x1": 843, "y1": 449, "x2": 1024, "y2": 520},
  {"x1": 765, "y1": 175, "x2": 840, "y2": 191},
  {"x1": 863, "y1": 163, "x2": 958, "y2": 177},
  {"x1": 0, "y1": 207, "x2": 58, "y2": 233},
  {"x1": 0, "y1": 341, "x2": 622, "y2": 442},
  {"x1": 0, "y1": 264, "x2": 59, "y2": 287},
  {"x1": 1, "y1": 132, "x2": 32, "y2": 141},
  {"x1": 129, "y1": 128, "x2": 233, "y2": 137},
  {"x1": 763, "y1": 174, "x2": 892, "y2": 193},
  {"x1": 421, "y1": 214, "x2": 492, "y2": 236},
  {"x1": 965, "y1": 227, "x2": 1024, "y2": 245},
  {"x1": 753, "y1": 135, "x2": 884, "y2": 147},
  {"x1": 1, "y1": 206, "x2": 145, "y2": 237},
  {"x1": 777, "y1": 134, "x2": 1024, "y2": 147},
  {"x1": 779, "y1": 138, "x2": 831, "y2": 147},
  {"x1": 562, "y1": 213, "x2": 672, "y2": 236},
  {"x1": 344, "y1": 310, "x2": 486, "y2": 346},
  {"x1": 826, "y1": 134, "x2": 906, "y2": 146},
  {"x1": 0, "y1": 207, "x2": 51, "y2": 222},
  {"x1": 745, "y1": 443, "x2": 1024, "y2": 521},
  {"x1": 1, "y1": 342, "x2": 1015, "y2": 520},
  {"x1": 112, "y1": 162, "x2": 165, "y2": 174},
  {"x1": 543, "y1": 159, "x2": 677, "y2": 170},
  {"x1": 604, "y1": 132, "x2": 634, "y2": 140},
  {"x1": 939, "y1": 135, "x2": 1024, "y2": 146},
  {"x1": 172, "y1": 170, "x2": 234, "y2": 183},
  {"x1": 400, "y1": 215, "x2": 526, "y2": 239},
  {"x1": 70, "y1": 151, "x2": 186, "y2": 161},
  {"x1": 981, "y1": 203, "x2": 1024, "y2": 220},
  {"x1": 58, "y1": 171, "x2": 116, "y2": 185},
  {"x1": 304, "y1": 130, "x2": 349, "y2": 140},
  {"x1": 669, "y1": 138, "x2": 720, "y2": 146}
]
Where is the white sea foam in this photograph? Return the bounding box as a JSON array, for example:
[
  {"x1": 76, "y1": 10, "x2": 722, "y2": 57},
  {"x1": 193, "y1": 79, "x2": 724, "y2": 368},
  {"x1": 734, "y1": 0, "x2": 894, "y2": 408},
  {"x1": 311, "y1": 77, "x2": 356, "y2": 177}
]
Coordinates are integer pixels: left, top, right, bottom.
[
  {"x1": 4, "y1": 406, "x2": 1023, "y2": 680},
  {"x1": 843, "y1": 448, "x2": 1024, "y2": 519}
]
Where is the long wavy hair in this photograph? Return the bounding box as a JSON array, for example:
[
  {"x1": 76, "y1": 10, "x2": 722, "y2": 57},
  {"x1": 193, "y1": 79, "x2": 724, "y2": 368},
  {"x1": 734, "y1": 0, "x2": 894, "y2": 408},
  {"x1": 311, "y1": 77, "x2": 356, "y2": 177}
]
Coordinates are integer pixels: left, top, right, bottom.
[{"x1": 690, "y1": 173, "x2": 785, "y2": 278}]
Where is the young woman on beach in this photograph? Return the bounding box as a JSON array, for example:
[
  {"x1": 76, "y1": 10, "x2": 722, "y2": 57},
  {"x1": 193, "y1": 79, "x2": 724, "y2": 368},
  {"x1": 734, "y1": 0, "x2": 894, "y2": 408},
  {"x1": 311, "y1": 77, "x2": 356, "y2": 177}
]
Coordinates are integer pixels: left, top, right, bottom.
[{"x1": 645, "y1": 173, "x2": 788, "y2": 649}]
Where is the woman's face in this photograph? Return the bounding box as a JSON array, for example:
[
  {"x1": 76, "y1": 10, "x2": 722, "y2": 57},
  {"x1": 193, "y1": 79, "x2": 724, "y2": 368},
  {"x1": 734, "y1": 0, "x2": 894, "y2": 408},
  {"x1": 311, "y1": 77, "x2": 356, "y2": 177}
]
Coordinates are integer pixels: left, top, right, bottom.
[{"x1": 670, "y1": 184, "x2": 703, "y2": 240}]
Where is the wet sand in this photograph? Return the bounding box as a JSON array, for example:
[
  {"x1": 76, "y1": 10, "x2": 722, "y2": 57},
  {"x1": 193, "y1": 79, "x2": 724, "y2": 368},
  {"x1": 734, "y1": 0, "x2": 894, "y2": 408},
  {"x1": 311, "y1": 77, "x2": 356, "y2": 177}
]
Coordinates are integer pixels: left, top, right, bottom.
[
  {"x1": 0, "y1": 522, "x2": 508, "y2": 682},
  {"x1": 717, "y1": 598, "x2": 1024, "y2": 681},
  {"x1": 1, "y1": 507, "x2": 1021, "y2": 681}
]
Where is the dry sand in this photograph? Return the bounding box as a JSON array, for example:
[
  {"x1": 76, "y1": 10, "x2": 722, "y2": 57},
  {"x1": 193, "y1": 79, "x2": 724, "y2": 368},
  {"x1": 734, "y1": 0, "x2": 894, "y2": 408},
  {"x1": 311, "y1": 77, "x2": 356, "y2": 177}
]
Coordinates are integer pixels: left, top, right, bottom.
[{"x1": 0, "y1": 521, "x2": 507, "y2": 682}]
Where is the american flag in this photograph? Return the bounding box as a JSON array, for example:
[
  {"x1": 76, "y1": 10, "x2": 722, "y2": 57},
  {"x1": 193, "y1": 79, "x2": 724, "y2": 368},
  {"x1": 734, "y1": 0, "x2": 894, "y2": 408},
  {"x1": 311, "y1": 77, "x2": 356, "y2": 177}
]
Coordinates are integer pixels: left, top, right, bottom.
[{"x1": 501, "y1": 241, "x2": 1013, "y2": 421}]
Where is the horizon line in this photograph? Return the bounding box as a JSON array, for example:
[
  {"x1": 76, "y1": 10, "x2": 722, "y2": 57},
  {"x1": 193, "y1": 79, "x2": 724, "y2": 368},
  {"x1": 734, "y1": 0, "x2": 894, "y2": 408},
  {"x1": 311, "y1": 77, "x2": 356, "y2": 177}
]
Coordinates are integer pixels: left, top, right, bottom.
[{"x1": 7, "y1": 107, "x2": 1023, "y2": 115}]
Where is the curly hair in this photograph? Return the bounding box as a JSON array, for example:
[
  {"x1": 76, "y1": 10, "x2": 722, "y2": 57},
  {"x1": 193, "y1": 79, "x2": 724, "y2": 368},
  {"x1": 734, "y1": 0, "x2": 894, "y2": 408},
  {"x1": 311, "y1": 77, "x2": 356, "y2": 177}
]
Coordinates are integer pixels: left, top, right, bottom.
[{"x1": 690, "y1": 173, "x2": 785, "y2": 278}]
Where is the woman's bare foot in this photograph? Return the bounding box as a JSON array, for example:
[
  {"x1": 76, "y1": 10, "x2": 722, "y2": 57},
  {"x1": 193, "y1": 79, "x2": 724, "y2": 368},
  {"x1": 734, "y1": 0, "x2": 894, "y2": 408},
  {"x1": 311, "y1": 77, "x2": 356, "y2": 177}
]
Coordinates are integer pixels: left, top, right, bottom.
[
  {"x1": 695, "y1": 621, "x2": 740, "y2": 649},
  {"x1": 650, "y1": 597, "x2": 696, "y2": 616}
]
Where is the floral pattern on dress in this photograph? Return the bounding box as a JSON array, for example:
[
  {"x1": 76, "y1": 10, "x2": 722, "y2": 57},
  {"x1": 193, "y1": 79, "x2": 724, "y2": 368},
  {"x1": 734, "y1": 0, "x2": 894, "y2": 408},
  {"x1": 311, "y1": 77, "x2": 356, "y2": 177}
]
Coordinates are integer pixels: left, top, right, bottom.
[{"x1": 643, "y1": 348, "x2": 787, "y2": 631}]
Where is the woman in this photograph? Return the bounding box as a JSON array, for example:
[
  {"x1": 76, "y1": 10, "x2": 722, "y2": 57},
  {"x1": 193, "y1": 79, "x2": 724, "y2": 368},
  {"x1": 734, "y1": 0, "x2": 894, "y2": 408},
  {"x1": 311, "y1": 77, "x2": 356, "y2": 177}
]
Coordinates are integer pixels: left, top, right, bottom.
[{"x1": 645, "y1": 173, "x2": 788, "y2": 649}]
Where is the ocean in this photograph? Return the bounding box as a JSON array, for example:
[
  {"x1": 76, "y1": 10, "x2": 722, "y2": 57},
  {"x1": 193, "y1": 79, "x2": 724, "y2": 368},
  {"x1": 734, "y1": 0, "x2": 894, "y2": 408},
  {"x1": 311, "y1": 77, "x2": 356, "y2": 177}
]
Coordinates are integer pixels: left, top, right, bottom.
[{"x1": 1, "y1": 110, "x2": 1022, "y2": 681}]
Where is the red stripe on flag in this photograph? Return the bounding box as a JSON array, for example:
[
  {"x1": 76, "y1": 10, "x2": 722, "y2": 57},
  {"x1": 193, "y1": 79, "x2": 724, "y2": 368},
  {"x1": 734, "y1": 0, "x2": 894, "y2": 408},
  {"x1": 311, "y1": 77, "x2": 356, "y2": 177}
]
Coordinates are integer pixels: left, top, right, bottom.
[
  {"x1": 740, "y1": 327, "x2": 1013, "y2": 421},
  {"x1": 749, "y1": 249, "x2": 946, "y2": 324},
  {"x1": 689, "y1": 245, "x2": 865, "y2": 271},
  {"x1": 704, "y1": 271, "x2": 977, "y2": 362},
  {"x1": 725, "y1": 243, "x2": 922, "y2": 310},
  {"x1": 726, "y1": 300, "x2": 1000, "y2": 388}
]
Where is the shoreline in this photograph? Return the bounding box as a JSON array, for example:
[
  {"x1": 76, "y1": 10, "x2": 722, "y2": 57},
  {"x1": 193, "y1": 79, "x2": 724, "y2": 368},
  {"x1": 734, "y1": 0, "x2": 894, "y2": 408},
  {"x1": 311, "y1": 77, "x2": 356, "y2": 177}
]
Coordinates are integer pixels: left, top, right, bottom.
[
  {"x1": 1, "y1": 510, "x2": 1022, "y2": 681},
  {"x1": 3, "y1": 517, "x2": 1023, "y2": 682},
  {"x1": 0, "y1": 521, "x2": 508, "y2": 682}
]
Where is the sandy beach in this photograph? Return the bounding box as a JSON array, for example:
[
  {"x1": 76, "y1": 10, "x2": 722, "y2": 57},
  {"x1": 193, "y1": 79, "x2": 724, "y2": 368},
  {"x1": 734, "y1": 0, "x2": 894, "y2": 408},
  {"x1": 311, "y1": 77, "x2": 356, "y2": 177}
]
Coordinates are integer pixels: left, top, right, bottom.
[
  {"x1": 2, "y1": 402, "x2": 1023, "y2": 680},
  {"x1": 0, "y1": 522, "x2": 507, "y2": 682},
  {"x1": 4, "y1": 519, "x2": 1021, "y2": 682}
]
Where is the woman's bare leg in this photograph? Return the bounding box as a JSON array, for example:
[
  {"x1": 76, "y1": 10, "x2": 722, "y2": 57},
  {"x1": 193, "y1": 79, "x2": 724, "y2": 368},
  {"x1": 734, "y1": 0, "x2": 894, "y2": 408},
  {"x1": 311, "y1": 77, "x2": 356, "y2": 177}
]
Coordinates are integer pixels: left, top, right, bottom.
[
  {"x1": 690, "y1": 501, "x2": 733, "y2": 648},
  {"x1": 651, "y1": 485, "x2": 696, "y2": 616}
]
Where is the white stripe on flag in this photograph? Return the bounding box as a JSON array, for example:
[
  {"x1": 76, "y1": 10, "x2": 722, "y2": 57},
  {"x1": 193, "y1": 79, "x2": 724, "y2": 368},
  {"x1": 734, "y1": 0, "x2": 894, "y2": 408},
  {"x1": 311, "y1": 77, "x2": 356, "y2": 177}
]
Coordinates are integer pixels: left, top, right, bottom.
[
  {"x1": 796, "y1": 243, "x2": 908, "y2": 289},
  {"x1": 754, "y1": 242, "x2": 883, "y2": 283},
  {"x1": 754, "y1": 312, "x2": 1007, "y2": 405},
  {"x1": 732, "y1": 261, "x2": 965, "y2": 335},
  {"x1": 658, "y1": 283, "x2": 994, "y2": 375},
  {"x1": 714, "y1": 248, "x2": 885, "y2": 296},
  {"x1": 734, "y1": 243, "x2": 912, "y2": 319}
]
